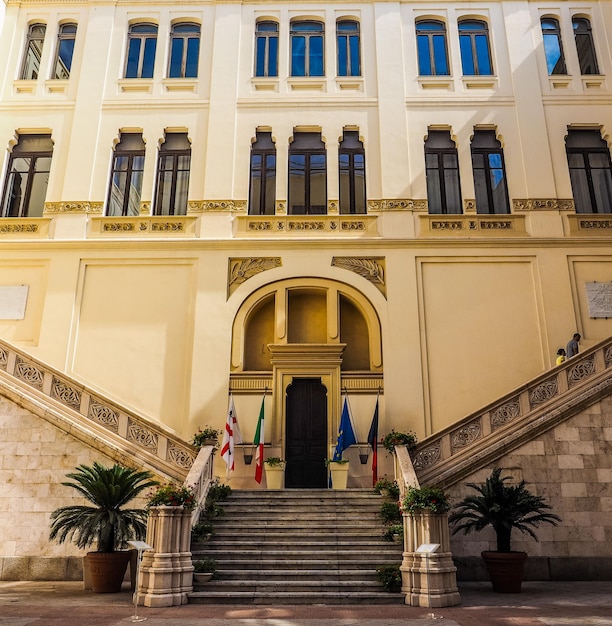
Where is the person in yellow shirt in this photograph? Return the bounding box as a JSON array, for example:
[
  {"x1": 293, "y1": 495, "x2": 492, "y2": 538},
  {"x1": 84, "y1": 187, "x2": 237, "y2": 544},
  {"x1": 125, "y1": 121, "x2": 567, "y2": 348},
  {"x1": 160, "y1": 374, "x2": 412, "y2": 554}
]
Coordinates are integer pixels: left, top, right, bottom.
[{"x1": 555, "y1": 348, "x2": 566, "y2": 366}]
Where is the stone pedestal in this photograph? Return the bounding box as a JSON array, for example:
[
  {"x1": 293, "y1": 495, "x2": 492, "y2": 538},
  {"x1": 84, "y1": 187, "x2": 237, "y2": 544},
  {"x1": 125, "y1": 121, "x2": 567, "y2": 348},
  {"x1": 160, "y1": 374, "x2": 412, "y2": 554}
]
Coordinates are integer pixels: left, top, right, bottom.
[
  {"x1": 138, "y1": 506, "x2": 193, "y2": 607},
  {"x1": 401, "y1": 512, "x2": 460, "y2": 608}
]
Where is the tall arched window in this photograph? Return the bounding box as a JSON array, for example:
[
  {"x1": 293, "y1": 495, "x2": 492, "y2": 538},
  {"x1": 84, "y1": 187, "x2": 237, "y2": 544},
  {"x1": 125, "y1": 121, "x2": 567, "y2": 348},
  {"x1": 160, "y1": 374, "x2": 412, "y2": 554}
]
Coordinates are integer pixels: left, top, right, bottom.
[
  {"x1": 53, "y1": 23, "x2": 77, "y2": 79},
  {"x1": 339, "y1": 130, "x2": 366, "y2": 214},
  {"x1": 425, "y1": 130, "x2": 462, "y2": 214},
  {"x1": 288, "y1": 131, "x2": 327, "y2": 214},
  {"x1": 249, "y1": 131, "x2": 276, "y2": 215},
  {"x1": 336, "y1": 20, "x2": 360, "y2": 77},
  {"x1": 541, "y1": 18, "x2": 566, "y2": 75},
  {"x1": 471, "y1": 129, "x2": 510, "y2": 214},
  {"x1": 458, "y1": 19, "x2": 492, "y2": 76},
  {"x1": 416, "y1": 20, "x2": 449, "y2": 76},
  {"x1": 20, "y1": 24, "x2": 46, "y2": 80},
  {"x1": 168, "y1": 23, "x2": 200, "y2": 78},
  {"x1": 125, "y1": 23, "x2": 157, "y2": 78},
  {"x1": 106, "y1": 133, "x2": 146, "y2": 217},
  {"x1": 573, "y1": 17, "x2": 599, "y2": 75},
  {"x1": 154, "y1": 133, "x2": 191, "y2": 216},
  {"x1": 255, "y1": 21, "x2": 278, "y2": 77},
  {"x1": 291, "y1": 21, "x2": 324, "y2": 77}
]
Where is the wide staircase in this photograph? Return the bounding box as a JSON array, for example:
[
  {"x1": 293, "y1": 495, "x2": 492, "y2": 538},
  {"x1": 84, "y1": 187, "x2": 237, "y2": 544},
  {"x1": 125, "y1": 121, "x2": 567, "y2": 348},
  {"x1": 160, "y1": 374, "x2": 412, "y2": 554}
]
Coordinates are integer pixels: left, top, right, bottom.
[{"x1": 189, "y1": 489, "x2": 404, "y2": 604}]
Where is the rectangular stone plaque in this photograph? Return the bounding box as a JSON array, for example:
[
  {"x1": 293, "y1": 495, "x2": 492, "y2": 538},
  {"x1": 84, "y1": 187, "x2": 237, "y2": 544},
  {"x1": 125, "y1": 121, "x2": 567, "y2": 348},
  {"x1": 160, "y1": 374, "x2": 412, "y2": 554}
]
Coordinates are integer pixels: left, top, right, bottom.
[
  {"x1": 0, "y1": 286, "x2": 28, "y2": 319},
  {"x1": 586, "y1": 282, "x2": 612, "y2": 318}
]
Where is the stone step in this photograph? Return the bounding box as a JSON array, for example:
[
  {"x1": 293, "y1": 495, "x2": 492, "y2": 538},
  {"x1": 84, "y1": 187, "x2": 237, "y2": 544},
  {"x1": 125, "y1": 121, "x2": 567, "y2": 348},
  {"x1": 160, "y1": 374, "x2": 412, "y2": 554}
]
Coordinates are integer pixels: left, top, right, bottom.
[
  {"x1": 192, "y1": 558, "x2": 400, "y2": 571},
  {"x1": 188, "y1": 590, "x2": 405, "y2": 605},
  {"x1": 210, "y1": 569, "x2": 381, "y2": 581}
]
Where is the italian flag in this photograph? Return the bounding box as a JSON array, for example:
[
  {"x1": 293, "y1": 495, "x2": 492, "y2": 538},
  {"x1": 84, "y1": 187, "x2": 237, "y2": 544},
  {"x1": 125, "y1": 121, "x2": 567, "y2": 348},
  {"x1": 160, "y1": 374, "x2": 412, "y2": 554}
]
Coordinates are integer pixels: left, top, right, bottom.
[{"x1": 254, "y1": 396, "x2": 265, "y2": 484}]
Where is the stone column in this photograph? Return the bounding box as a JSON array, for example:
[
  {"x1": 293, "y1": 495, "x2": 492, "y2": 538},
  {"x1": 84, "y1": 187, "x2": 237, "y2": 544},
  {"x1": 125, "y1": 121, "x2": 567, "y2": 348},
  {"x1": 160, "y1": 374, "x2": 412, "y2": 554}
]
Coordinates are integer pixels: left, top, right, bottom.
[
  {"x1": 138, "y1": 506, "x2": 194, "y2": 607},
  {"x1": 401, "y1": 512, "x2": 460, "y2": 608}
]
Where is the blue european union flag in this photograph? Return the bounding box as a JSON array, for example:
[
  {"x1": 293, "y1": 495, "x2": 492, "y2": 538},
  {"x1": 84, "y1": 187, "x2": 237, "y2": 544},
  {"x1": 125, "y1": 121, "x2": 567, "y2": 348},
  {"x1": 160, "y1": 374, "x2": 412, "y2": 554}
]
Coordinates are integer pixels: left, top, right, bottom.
[{"x1": 333, "y1": 397, "x2": 357, "y2": 461}]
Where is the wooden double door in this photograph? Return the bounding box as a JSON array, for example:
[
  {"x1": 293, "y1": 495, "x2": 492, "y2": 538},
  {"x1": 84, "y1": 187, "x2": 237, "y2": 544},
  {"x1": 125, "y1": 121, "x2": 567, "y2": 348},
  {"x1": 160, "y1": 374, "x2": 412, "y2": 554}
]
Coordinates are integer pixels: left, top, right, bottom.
[{"x1": 284, "y1": 378, "x2": 328, "y2": 488}]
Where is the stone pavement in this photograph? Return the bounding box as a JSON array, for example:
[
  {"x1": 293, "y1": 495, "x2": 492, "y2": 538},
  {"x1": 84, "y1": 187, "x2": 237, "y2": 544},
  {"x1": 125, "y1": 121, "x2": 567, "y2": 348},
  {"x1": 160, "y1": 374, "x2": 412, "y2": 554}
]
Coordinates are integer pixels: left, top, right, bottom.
[{"x1": 1, "y1": 581, "x2": 612, "y2": 626}]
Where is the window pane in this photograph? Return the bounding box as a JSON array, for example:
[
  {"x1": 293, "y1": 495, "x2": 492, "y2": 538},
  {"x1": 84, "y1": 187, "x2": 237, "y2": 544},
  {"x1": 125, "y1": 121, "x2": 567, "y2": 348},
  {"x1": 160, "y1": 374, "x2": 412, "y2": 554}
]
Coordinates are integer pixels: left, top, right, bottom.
[
  {"x1": 125, "y1": 39, "x2": 141, "y2": 78},
  {"x1": 591, "y1": 168, "x2": 612, "y2": 213},
  {"x1": 157, "y1": 170, "x2": 173, "y2": 215},
  {"x1": 268, "y1": 37, "x2": 278, "y2": 76},
  {"x1": 289, "y1": 154, "x2": 306, "y2": 213},
  {"x1": 473, "y1": 169, "x2": 489, "y2": 212},
  {"x1": 255, "y1": 38, "x2": 266, "y2": 77},
  {"x1": 444, "y1": 168, "x2": 462, "y2": 213},
  {"x1": 169, "y1": 38, "x2": 184, "y2": 77},
  {"x1": 185, "y1": 37, "x2": 199, "y2": 77},
  {"x1": 475, "y1": 34, "x2": 492, "y2": 74},
  {"x1": 54, "y1": 39, "x2": 75, "y2": 79},
  {"x1": 337, "y1": 35, "x2": 348, "y2": 76},
  {"x1": 175, "y1": 170, "x2": 189, "y2": 214},
  {"x1": 426, "y1": 173, "x2": 443, "y2": 213},
  {"x1": 459, "y1": 35, "x2": 475, "y2": 74},
  {"x1": 23, "y1": 39, "x2": 45, "y2": 80},
  {"x1": 292, "y1": 37, "x2": 306, "y2": 76},
  {"x1": 142, "y1": 37, "x2": 157, "y2": 78},
  {"x1": 543, "y1": 33, "x2": 565, "y2": 74},
  {"x1": 264, "y1": 154, "x2": 276, "y2": 213},
  {"x1": 354, "y1": 162, "x2": 366, "y2": 213},
  {"x1": 349, "y1": 35, "x2": 360, "y2": 76},
  {"x1": 432, "y1": 34, "x2": 449, "y2": 75},
  {"x1": 310, "y1": 36, "x2": 324, "y2": 76},
  {"x1": 417, "y1": 36, "x2": 432, "y2": 75},
  {"x1": 568, "y1": 169, "x2": 591, "y2": 213},
  {"x1": 108, "y1": 172, "x2": 127, "y2": 216},
  {"x1": 249, "y1": 154, "x2": 262, "y2": 214}
]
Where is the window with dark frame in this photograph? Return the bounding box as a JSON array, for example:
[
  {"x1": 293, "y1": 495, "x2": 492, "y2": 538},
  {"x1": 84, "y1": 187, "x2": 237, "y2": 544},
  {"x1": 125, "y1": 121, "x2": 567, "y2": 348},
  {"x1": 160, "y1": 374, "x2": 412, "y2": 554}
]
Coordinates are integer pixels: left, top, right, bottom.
[
  {"x1": 255, "y1": 21, "x2": 279, "y2": 77},
  {"x1": 339, "y1": 130, "x2": 366, "y2": 214},
  {"x1": 458, "y1": 19, "x2": 493, "y2": 76},
  {"x1": 572, "y1": 17, "x2": 599, "y2": 75},
  {"x1": 337, "y1": 20, "x2": 361, "y2": 77},
  {"x1": 541, "y1": 18, "x2": 566, "y2": 75},
  {"x1": 168, "y1": 23, "x2": 200, "y2": 78},
  {"x1": 21, "y1": 24, "x2": 46, "y2": 80},
  {"x1": 154, "y1": 133, "x2": 191, "y2": 216},
  {"x1": 291, "y1": 21, "x2": 324, "y2": 77},
  {"x1": 1, "y1": 134, "x2": 53, "y2": 218},
  {"x1": 249, "y1": 131, "x2": 277, "y2": 215},
  {"x1": 53, "y1": 23, "x2": 77, "y2": 79},
  {"x1": 424, "y1": 129, "x2": 462, "y2": 214},
  {"x1": 288, "y1": 131, "x2": 327, "y2": 214},
  {"x1": 416, "y1": 20, "x2": 449, "y2": 76},
  {"x1": 565, "y1": 128, "x2": 612, "y2": 214},
  {"x1": 125, "y1": 23, "x2": 157, "y2": 79},
  {"x1": 470, "y1": 129, "x2": 510, "y2": 214},
  {"x1": 106, "y1": 133, "x2": 146, "y2": 217}
]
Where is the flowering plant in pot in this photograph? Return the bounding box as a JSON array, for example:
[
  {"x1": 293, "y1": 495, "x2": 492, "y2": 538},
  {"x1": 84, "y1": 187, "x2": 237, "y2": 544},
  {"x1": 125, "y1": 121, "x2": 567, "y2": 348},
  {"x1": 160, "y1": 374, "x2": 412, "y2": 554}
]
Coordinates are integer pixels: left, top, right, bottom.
[
  {"x1": 147, "y1": 483, "x2": 196, "y2": 511},
  {"x1": 191, "y1": 426, "x2": 220, "y2": 450},
  {"x1": 374, "y1": 478, "x2": 400, "y2": 499},
  {"x1": 49, "y1": 462, "x2": 157, "y2": 593},
  {"x1": 401, "y1": 485, "x2": 450, "y2": 515},
  {"x1": 381, "y1": 430, "x2": 418, "y2": 453},
  {"x1": 448, "y1": 467, "x2": 561, "y2": 593}
]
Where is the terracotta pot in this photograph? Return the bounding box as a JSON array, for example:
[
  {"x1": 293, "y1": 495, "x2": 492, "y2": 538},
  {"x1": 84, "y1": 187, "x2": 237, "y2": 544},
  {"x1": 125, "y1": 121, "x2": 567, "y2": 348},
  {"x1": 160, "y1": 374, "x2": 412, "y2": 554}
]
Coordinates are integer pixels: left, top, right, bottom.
[
  {"x1": 86, "y1": 551, "x2": 131, "y2": 593},
  {"x1": 481, "y1": 551, "x2": 528, "y2": 593}
]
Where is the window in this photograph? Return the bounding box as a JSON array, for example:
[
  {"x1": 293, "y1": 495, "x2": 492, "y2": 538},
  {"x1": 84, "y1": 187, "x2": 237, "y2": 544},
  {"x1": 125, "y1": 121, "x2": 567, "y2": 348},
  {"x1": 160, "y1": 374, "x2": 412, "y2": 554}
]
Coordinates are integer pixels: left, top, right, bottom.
[
  {"x1": 339, "y1": 130, "x2": 366, "y2": 214},
  {"x1": 573, "y1": 17, "x2": 599, "y2": 75},
  {"x1": 540, "y1": 18, "x2": 566, "y2": 75},
  {"x1": 337, "y1": 20, "x2": 360, "y2": 77},
  {"x1": 20, "y1": 24, "x2": 46, "y2": 80},
  {"x1": 168, "y1": 23, "x2": 200, "y2": 78},
  {"x1": 1, "y1": 134, "x2": 53, "y2": 218},
  {"x1": 255, "y1": 21, "x2": 278, "y2": 77},
  {"x1": 565, "y1": 129, "x2": 612, "y2": 213},
  {"x1": 470, "y1": 129, "x2": 509, "y2": 214},
  {"x1": 288, "y1": 132, "x2": 326, "y2": 214},
  {"x1": 458, "y1": 20, "x2": 492, "y2": 76},
  {"x1": 52, "y1": 23, "x2": 77, "y2": 79},
  {"x1": 425, "y1": 130, "x2": 462, "y2": 214},
  {"x1": 106, "y1": 133, "x2": 146, "y2": 217},
  {"x1": 125, "y1": 23, "x2": 157, "y2": 79},
  {"x1": 154, "y1": 133, "x2": 191, "y2": 216},
  {"x1": 249, "y1": 131, "x2": 276, "y2": 215},
  {"x1": 291, "y1": 21, "x2": 324, "y2": 77},
  {"x1": 416, "y1": 20, "x2": 449, "y2": 76}
]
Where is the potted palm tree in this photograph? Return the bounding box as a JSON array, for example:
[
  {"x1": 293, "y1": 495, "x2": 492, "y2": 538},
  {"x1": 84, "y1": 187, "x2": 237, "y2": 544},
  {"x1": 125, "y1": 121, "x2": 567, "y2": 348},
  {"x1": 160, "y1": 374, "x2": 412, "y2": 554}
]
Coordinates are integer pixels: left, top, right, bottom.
[
  {"x1": 448, "y1": 467, "x2": 561, "y2": 593},
  {"x1": 49, "y1": 462, "x2": 157, "y2": 593}
]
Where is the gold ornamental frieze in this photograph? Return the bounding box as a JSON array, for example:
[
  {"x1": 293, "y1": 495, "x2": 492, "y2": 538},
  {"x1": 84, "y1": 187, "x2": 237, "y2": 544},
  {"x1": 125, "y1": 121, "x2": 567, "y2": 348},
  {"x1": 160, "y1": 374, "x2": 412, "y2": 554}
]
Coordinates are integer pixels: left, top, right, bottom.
[
  {"x1": 187, "y1": 200, "x2": 247, "y2": 213},
  {"x1": 367, "y1": 199, "x2": 428, "y2": 212},
  {"x1": 331, "y1": 257, "x2": 386, "y2": 296},
  {"x1": 235, "y1": 214, "x2": 378, "y2": 236},
  {"x1": 419, "y1": 214, "x2": 526, "y2": 236},
  {"x1": 89, "y1": 216, "x2": 197, "y2": 237},
  {"x1": 44, "y1": 201, "x2": 103, "y2": 214},
  {"x1": 513, "y1": 198, "x2": 574, "y2": 211},
  {"x1": 228, "y1": 257, "x2": 282, "y2": 296},
  {"x1": 0, "y1": 218, "x2": 50, "y2": 238}
]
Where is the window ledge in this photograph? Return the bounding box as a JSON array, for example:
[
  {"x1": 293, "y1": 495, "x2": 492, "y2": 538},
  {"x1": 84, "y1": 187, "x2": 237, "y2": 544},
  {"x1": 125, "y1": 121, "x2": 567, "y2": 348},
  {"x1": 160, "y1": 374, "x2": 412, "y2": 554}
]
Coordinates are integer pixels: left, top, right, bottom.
[
  {"x1": 548, "y1": 75, "x2": 573, "y2": 89},
  {"x1": 162, "y1": 78, "x2": 197, "y2": 92},
  {"x1": 417, "y1": 76, "x2": 453, "y2": 90},
  {"x1": 45, "y1": 80, "x2": 69, "y2": 94},
  {"x1": 462, "y1": 75, "x2": 497, "y2": 89},
  {"x1": 13, "y1": 80, "x2": 37, "y2": 94},
  {"x1": 335, "y1": 77, "x2": 363, "y2": 91},
  {"x1": 582, "y1": 75, "x2": 605, "y2": 89},
  {"x1": 251, "y1": 78, "x2": 279, "y2": 92},
  {"x1": 288, "y1": 77, "x2": 326, "y2": 92},
  {"x1": 118, "y1": 79, "x2": 153, "y2": 93}
]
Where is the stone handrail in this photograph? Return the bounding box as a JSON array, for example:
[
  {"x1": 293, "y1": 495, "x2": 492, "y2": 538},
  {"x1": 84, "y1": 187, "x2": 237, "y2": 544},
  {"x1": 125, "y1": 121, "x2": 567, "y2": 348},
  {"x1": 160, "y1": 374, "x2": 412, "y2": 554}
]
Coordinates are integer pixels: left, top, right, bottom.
[
  {"x1": 413, "y1": 336, "x2": 612, "y2": 489},
  {"x1": 394, "y1": 444, "x2": 420, "y2": 500},
  {"x1": 184, "y1": 446, "x2": 215, "y2": 524},
  {"x1": 0, "y1": 337, "x2": 196, "y2": 483}
]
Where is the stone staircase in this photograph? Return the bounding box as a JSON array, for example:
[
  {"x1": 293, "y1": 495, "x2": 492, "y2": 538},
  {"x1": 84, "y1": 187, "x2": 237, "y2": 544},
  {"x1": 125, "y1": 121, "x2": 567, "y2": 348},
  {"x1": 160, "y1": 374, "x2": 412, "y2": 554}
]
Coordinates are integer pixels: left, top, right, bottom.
[{"x1": 189, "y1": 489, "x2": 405, "y2": 604}]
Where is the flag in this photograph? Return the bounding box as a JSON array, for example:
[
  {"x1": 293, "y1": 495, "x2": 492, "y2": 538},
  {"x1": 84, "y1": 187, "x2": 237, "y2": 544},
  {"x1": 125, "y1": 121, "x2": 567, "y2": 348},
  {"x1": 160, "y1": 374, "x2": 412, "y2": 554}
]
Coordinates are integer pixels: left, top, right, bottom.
[
  {"x1": 254, "y1": 396, "x2": 265, "y2": 484},
  {"x1": 367, "y1": 398, "x2": 379, "y2": 486},
  {"x1": 333, "y1": 396, "x2": 357, "y2": 461},
  {"x1": 221, "y1": 395, "x2": 242, "y2": 474}
]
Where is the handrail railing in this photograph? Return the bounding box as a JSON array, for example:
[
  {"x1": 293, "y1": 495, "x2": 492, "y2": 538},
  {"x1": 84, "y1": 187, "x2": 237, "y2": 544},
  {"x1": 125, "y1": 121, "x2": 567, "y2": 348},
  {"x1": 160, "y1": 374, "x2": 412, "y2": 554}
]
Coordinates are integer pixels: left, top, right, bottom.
[
  {"x1": 394, "y1": 445, "x2": 420, "y2": 501},
  {"x1": 184, "y1": 446, "x2": 215, "y2": 524},
  {"x1": 412, "y1": 336, "x2": 612, "y2": 488}
]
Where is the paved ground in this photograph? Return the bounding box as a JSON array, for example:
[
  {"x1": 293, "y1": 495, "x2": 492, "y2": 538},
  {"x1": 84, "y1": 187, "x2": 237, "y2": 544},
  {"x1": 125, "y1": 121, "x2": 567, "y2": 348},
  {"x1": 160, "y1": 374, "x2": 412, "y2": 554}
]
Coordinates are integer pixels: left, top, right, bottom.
[{"x1": 1, "y1": 581, "x2": 612, "y2": 626}]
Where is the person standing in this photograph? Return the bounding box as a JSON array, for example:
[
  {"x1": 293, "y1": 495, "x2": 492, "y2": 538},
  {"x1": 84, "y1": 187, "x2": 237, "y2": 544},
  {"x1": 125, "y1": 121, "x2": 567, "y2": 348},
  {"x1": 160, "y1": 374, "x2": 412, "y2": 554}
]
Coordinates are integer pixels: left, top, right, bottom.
[
  {"x1": 556, "y1": 348, "x2": 566, "y2": 365},
  {"x1": 566, "y1": 333, "x2": 581, "y2": 358}
]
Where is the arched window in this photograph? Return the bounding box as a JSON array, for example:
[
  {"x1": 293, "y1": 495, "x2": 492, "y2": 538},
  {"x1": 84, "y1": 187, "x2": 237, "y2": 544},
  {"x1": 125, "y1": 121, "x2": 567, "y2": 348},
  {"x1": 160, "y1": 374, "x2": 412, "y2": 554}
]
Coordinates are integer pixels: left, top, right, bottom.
[
  {"x1": 339, "y1": 130, "x2": 366, "y2": 214},
  {"x1": 154, "y1": 133, "x2": 191, "y2": 216},
  {"x1": 291, "y1": 21, "x2": 324, "y2": 77},
  {"x1": 1, "y1": 134, "x2": 53, "y2": 218},
  {"x1": 168, "y1": 23, "x2": 200, "y2": 78},
  {"x1": 53, "y1": 23, "x2": 77, "y2": 79},
  {"x1": 458, "y1": 20, "x2": 492, "y2": 76},
  {"x1": 288, "y1": 131, "x2": 327, "y2": 214},
  {"x1": 249, "y1": 131, "x2": 276, "y2": 215},
  {"x1": 471, "y1": 129, "x2": 510, "y2": 214},
  {"x1": 20, "y1": 24, "x2": 46, "y2": 80},
  {"x1": 106, "y1": 133, "x2": 146, "y2": 217},
  {"x1": 337, "y1": 20, "x2": 360, "y2": 77},
  {"x1": 416, "y1": 20, "x2": 449, "y2": 76},
  {"x1": 425, "y1": 130, "x2": 462, "y2": 214},
  {"x1": 565, "y1": 129, "x2": 612, "y2": 213},
  {"x1": 125, "y1": 23, "x2": 157, "y2": 78},
  {"x1": 541, "y1": 18, "x2": 566, "y2": 75},
  {"x1": 255, "y1": 21, "x2": 278, "y2": 77},
  {"x1": 573, "y1": 17, "x2": 599, "y2": 75}
]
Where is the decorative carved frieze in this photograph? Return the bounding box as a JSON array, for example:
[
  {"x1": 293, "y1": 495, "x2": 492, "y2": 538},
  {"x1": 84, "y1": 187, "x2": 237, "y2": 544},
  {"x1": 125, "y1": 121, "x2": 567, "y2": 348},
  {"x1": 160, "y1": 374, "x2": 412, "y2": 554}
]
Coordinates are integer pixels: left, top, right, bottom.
[
  {"x1": 187, "y1": 200, "x2": 247, "y2": 213},
  {"x1": 104, "y1": 222, "x2": 134, "y2": 232},
  {"x1": 167, "y1": 443, "x2": 195, "y2": 469},
  {"x1": 51, "y1": 376, "x2": 81, "y2": 410},
  {"x1": 90, "y1": 217, "x2": 195, "y2": 236},
  {"x1": 239, "y1": 215, "x2": 377, "y2": 236},
  {"x1": 567, "y1": 356, "x2": 596, "y2": 387},
  {"x1": 605, "y1": 346, "x2": 612, "y2": 367},
  {"x1": 431, "y1": 220, "x2": 464, "y2": 230},
  {"x1": 479, "y1": 220, "x2": 513, "y2": 230},
  {"x1": 0, "y1": 348, "x2": 7, "y2": 370},
  {"x1": 228, "y1": 257, "x2": 282, "y2": 296},
  {"x1": 331, "y1": 257, "x2": 386, "y2": 296},
  {"x1": 150, "y1": 221, "x2": 184, "y2": 232},
  {"x1": 127, "y1": 419, "x2": 158, "y2": 453},
  {"x1": 288, "y1": 220, "x2": 325, "y2": 231},
  {"x1": 451, "y1": 420, "x2": 482, "y2": 452},
  {"x1": 88, "y1": 401, "x2": 119, "y2": 433},
  {"x1": 44, "y1": 202, "x2": 103, "y2": 214},
  {"x1": 490, "y1": 399, "x2": 521, "y2": 430},
  {"x1": 529, "y1": 377, "x2": 559, "y2": 407},
  {"x1": 513, "y1": 198, "x2": 574, "y2": 211},
  {"x1": 412, "y1": 444, "x2": 441, "y2": 470},
  {"x1": 464, "y1": 199, "x2": 476, "y2": 212},
  {"x1": 578, "y1": 219, "x2": 612, "y2": 230},
  {"x1": 367, "y1": 199, "x2": 428, "y2": 212},
  {"x1": 0, "y1": 222, "x2": 39, "y2": 233},
  {"x1": 15, "y1": 356, "x2": 44, "y2": 389},
  {"x1": 421, "y1": 214, "x2": 525, "y2": 236}
]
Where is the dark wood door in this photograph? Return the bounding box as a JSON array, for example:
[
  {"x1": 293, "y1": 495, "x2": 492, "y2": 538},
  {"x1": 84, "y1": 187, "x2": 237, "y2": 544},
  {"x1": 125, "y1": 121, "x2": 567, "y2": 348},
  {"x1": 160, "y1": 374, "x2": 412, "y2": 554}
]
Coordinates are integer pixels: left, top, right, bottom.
[{"x1": 285, "y1": 378, "x2": 328, "y2": 488}]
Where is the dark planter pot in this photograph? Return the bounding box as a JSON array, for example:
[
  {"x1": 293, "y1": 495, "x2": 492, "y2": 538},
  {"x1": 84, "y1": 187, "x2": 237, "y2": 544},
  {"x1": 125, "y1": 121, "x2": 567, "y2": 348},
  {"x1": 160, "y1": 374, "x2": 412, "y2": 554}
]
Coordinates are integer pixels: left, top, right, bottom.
[
  {"x1": 481, "y1": 551, "x2": 528, "y2": 593},
  {"x1": 86, "y1": 551, "x2": 132, "y2": 593}
]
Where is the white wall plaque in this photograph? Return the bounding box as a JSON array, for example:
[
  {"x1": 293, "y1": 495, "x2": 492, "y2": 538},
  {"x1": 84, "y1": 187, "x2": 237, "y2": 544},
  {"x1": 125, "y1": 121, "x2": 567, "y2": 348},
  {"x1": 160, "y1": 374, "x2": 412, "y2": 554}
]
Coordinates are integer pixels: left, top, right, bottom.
[
  {"x1": 586, "y1": 282, "x2": 612, "y2": 318},
  {"x1": 0, "y1": 286, "x2": 29, "y2": 320}
]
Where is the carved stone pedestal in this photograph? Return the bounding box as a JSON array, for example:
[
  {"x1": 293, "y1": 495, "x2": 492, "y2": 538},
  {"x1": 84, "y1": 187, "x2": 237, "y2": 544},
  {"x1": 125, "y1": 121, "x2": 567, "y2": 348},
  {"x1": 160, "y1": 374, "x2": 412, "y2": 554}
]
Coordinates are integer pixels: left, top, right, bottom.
[
  {"x1": 138, "y1": 506, "x2": 193, "y2": 607},
  {"x1": 401, "y1": 512, "x2": 460, "y2": 608}
]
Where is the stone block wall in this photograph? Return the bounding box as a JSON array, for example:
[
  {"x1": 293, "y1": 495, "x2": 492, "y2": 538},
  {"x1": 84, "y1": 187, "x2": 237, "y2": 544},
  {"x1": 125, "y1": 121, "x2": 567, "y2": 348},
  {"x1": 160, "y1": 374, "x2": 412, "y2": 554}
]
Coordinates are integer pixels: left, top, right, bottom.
[{"x1": 448, "y1": 393, "x2": 612, "y2": 581}]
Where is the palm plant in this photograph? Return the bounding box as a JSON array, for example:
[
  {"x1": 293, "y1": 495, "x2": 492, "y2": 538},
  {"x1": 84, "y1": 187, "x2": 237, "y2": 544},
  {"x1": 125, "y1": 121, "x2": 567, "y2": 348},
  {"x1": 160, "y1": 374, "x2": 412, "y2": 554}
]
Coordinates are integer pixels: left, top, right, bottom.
[
  {"x1": 49, "y1": 462, "x2": 158, "y2": 553},
  {"x1": 448, "y1": 467, "x2": 560, "y2": 552}
]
